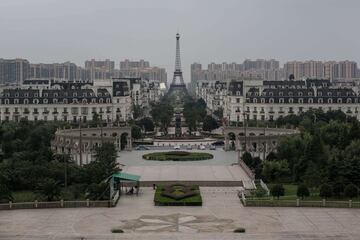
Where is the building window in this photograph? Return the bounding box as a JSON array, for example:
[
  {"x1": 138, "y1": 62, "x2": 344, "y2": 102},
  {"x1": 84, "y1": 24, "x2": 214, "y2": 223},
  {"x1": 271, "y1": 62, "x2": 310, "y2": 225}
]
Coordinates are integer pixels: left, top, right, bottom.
[
  {"x1": 24, "y1": 99, "x2": 29, "y2": 104},
  {"x1": 81, "y1": 107, "x2": 88, "y2": 115},
  {"x1": 4, "y1": 99, "x2": 9, "y2": 104},
  {"x1": 82, "y1": 99, "x2": 87, "y2": 104},
  {"x1": 337, "y1": 98, "x2": 342, "y2": 104},
  {"x1": 308, "y1": 98, "x2": 313, "y2": 104},
  {"x1": 328, "y1": 98, "x2": 333, "y2": 104},
  {"x1": 261, "y1": 98, "x2": 265, "y2": 103},
  {"x1": 318, "y1": 98, "x2": 323, "y2": 104},
  {"x1": 253, "y1": 98, "x2": 257, "y2": 103},
  {"x1": 347, "y1": 98, "x2": 352, "y2": 103},
  {"x1": 53, "y1": 99, "x2": 58, "y2": 104},
  {"x1": 43, "y1": 99, "x2": 48, "y2": 104},
  {"x1": 289, "y1": 98, "x2": 293, "y2": 103},
  {"x1": 298, "y1": 98, "x2": 303, "y2": 104},
  {"x1": 269, "y1": 98, "x2": 274, "y2": 103},
  {"x1": 72, "y1": 98, "x2": 78, "y2": 104},
  {"x1": 279, "y1": 98, "x2": 284, "y2": 103},
  {"x1": 71, "y1": 107, "x2": 78, "y2": 115},
  {"x1": 14, "y1": 99, "x2": 19, "y2": 104}
]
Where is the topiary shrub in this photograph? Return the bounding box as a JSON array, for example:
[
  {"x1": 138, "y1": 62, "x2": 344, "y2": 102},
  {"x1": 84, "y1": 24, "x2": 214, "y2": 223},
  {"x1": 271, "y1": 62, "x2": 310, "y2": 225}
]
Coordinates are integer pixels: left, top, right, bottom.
[
  {"x1": 344, "y1": 184, "x2": 358, "y2": 199},
  {"x1": 297, "y1": 184, "x2": 310, "y2": 200},
  {"x1": 111, "y1": 228, "x2": 124, "y2": 233},
  {"x1": 270, "y1": 184, "x2": 285, "y2": 199},
  {"x1": 333, "y1": 182, "x2": 345, "y2": 198},
  {"x1": 234, "y1": 227, "x2": 246, "y2": 233},
  {"x1": 319, "y1": 183, "x2": 333, "y2": 199}
]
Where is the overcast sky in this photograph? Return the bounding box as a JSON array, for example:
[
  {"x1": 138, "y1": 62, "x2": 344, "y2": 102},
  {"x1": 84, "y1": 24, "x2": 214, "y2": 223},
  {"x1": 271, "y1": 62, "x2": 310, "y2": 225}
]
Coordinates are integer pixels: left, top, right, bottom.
[{"x1": 0, "y1": 0, "x2": 359, "y2": 82}]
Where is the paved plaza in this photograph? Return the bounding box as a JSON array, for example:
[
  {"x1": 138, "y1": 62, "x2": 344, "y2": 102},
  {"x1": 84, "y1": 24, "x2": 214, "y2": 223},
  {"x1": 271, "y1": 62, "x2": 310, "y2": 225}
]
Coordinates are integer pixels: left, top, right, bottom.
[
  {"x1": 1, "y1": 187, "x2": 360, "y2": 239},
  {"x1": 118, "y1": 149, "x2": 238, "y2": 166}
]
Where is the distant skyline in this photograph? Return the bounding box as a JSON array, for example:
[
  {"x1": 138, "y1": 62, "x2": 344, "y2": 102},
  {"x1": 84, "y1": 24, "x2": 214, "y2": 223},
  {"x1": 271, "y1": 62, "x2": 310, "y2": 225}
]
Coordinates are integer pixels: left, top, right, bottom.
[{"x1": 1, "y1": 0, "x2": 359, "y2": 82}]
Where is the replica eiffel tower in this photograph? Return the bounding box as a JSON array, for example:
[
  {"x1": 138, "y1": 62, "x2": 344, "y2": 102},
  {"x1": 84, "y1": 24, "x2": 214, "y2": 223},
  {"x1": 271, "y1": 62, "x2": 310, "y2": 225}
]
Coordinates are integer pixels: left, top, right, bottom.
[{"x1": 168, "y1": 33, "x2": 188, "y2": 94}]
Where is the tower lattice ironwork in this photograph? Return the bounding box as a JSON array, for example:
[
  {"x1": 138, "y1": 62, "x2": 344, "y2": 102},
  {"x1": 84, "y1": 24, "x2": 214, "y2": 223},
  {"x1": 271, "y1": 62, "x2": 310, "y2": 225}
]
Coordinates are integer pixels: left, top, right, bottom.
[{"x1": 171, "y1": 33, "x2": 185, "y2": 85}]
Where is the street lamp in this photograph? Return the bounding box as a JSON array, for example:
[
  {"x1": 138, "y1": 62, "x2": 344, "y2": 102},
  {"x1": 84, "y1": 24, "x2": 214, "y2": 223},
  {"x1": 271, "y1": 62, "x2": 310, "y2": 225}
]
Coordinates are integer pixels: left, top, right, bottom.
[{"x1": 79, "y1": 116, "x2": 83, "y2": 166}]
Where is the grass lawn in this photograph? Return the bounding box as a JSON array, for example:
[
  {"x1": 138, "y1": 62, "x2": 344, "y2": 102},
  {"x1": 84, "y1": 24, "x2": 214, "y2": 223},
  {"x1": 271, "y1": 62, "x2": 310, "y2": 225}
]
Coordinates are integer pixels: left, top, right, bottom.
[{"x1": 251, "y1": 183, "x2": 360, "y2": 201}]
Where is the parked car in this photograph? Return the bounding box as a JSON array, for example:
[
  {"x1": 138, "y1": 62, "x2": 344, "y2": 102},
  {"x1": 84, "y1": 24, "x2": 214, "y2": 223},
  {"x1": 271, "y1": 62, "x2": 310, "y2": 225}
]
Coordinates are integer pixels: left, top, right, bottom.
[
  {"x1": 135, "y1": 145, "x2": 150, "y2": 150},
  {"x1": 211, "y1": 140, "x2": 224, "y2": 146},
  {"x1": 209, "y1": 145, "x2": 216, "y2": 150},
  {"x1": 199, "y1": 145, "x2": 206, "y2": 150},
  {"x1": 174, "y1": 145, "x2": 181, "y2": 150},
  {"x1": 186, "y1": 145, "x2": 192, "y2": 150}
]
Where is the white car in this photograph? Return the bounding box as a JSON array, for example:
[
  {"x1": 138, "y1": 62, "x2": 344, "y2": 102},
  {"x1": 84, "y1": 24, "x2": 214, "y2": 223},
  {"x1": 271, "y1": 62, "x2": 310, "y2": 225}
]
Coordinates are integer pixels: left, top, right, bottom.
[
  {"x1": 199, "y1": 145, "x2": 206, "y2": 150},
  {"x1": 174, "y1": 145, "x2": 181, "y2": 150}
]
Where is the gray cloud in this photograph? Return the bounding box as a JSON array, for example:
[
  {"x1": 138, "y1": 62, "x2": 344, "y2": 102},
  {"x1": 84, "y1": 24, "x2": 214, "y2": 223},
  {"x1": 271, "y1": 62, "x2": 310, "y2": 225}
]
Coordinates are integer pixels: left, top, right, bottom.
[{"x1": 0, "y1": 0, "x2": 359, "y2": 82}]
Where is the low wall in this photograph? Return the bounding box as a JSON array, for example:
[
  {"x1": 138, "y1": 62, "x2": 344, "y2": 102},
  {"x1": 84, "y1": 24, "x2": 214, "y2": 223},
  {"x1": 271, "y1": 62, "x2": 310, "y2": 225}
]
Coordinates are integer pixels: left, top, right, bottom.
[
  {"x1": 141, "y1": 180, "x2": 244, "y2": 187},
  {"x1": 0, "y1": 199, "x2": 114, "y2": 211},
  {"x1": 242, "y1": 199, "x2": 360, "y2": 208}
]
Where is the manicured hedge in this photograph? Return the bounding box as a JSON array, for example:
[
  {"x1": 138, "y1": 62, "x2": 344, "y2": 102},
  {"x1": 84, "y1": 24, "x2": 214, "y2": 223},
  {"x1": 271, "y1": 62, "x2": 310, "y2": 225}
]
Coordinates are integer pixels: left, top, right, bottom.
[
  {"x1": 154, "y1": 184, "x2": 203, "y2": 206},
  {"x1": 143, "y1": 151, "x2": 213, "y2": 161}
]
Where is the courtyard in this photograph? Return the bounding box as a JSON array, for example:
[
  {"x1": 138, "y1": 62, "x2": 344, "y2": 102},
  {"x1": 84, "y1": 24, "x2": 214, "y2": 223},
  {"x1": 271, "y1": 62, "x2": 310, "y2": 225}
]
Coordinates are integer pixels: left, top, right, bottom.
[{"x1": 1, "y1": 187, "x2": 360, "y2": 239}]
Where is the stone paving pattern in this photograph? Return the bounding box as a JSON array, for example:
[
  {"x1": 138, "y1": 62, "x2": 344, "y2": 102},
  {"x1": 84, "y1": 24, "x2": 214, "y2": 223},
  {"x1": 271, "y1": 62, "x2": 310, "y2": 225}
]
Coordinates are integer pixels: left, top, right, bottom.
[{"x1": 1, "y1": 187, "x2": 360, "y2": 239}]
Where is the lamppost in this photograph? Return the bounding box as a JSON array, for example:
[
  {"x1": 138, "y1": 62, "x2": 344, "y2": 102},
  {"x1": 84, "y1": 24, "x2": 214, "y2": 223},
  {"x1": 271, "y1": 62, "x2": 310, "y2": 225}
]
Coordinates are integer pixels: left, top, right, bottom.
[{"x1": 79, "y1": 116, "x2": 83, "y2": 166}]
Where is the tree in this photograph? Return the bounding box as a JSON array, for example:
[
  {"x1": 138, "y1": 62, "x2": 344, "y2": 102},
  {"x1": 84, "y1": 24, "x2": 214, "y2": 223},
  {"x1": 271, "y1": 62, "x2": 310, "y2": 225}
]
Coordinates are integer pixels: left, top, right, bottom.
[
  {"x1": 0, "y1": 183, "x2": 12, "y2": 202},
  {"x1": 262, "y1": 160, "x2": 290, "y2": 182},
  {"x1": 150, "y1": 101, "x2": 174, "y2": 135},
  {"x1": 319, "y1": 183, "x2": 333, "y2": 199},
  {"x1": 83, "y1": 143, "x2": 119, "y2": 184},
  {"x1": 86, "y1": 182, "x2": 109, "y2": 200},
  {"x1": 213, "y1": 107, "x2": 223, "y2": 119},
  {"x1": 137, "y1": 117, "x2": 154, "y2": 132},
  {"x1": 344, "y1": 184, "x2": 358, "y2": 199},
  {"x1": 296, "y1": 184, "x2": 310, "y2": 200},
  {"x1": 131, "y1": 125, "x2": 142, "y2": 139},
  {"x1": 303, "y1": 161, "x2": 322, "y2": 190},
  {"x1": 332, "y1": 182, "x2": 345, "y2": 197},
  {"x1": 36, "y1": 178, "x2": 62, "y2": 201},
  {"x1": 270, "y1": 184, "x2": 285, "y2": 199},
  {"x1": 202, "y1": 115, "x2": 219, "y2": 132},
  {"x1": 132, "y1": 104, "x2": 143, "y2": 119}
]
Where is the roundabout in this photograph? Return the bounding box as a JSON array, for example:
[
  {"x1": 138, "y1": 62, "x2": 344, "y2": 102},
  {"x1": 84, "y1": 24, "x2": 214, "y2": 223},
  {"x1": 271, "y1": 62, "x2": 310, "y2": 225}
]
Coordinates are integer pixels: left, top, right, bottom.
[{"x1": 142, "y1": 151, "x2": 213, "y2": 161}]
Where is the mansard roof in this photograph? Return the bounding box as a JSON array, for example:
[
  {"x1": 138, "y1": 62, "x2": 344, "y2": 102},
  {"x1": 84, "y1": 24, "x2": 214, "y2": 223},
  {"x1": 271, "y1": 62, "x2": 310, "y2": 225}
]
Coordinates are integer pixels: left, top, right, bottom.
[
  {"x1": 228, "y1": 81, "x2": 243, "y2": 95},
  {"x1": 0, "y1": 88, "x2": 112, "y2": 104},
  {"x1": 2, "y1": 89, "x2": 40, "y2": 98}
]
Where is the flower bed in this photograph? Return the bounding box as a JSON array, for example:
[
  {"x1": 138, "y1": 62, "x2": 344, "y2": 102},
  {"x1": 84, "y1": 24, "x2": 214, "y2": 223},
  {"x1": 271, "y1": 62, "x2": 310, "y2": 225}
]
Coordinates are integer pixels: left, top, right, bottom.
[
  {"x1": 143, "y1": 151, "x2": 213, "y2": 161},
  {"x1": 154, "y1": 184, "x2": 202, "y2": 206}
]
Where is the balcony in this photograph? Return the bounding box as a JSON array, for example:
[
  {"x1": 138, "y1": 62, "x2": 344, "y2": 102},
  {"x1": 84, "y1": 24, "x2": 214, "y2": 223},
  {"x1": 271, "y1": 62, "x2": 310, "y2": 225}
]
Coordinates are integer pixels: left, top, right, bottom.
[
  {"x1": 43, "y1": 111, "x2": 49, "y2": 114},
  {"x1": 52, "y1": 111, "x2": 59, "y2": 114},
  {"x1": 33, "y1": 111, "x2": 39, "y2": 115},
  {"x1": 62, "y1": 111, "x2": 68, "y2": 114},
  {"x1": 23, "y1": 110, "x2": 30, "y2": 114}
]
